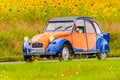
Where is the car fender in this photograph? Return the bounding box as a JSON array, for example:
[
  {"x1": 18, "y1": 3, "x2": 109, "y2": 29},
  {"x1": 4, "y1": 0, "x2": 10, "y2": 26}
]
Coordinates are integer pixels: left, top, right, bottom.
[
  {"x1": 96, "y1": 37, "x2": 110, "y2": 53},
  {"x1": 22, "y1": 41, "x2": 31, "y2": 55},
  {"x1": 46, "y1": 38, "x2": 72, "y2": 55}
]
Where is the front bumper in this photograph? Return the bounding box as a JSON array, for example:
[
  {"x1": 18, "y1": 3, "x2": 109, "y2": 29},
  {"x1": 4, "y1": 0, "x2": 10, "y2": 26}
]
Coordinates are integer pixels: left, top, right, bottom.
[
  {"x1": 22, "y1": 47, "x2": 57, "y2": 56},
  {"x1": 23, "y1": 52, "x2": 46, "y2": 56}
]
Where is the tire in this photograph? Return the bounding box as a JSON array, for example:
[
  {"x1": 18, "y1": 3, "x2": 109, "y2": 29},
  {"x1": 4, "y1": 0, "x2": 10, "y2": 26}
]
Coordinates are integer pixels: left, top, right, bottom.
[
  {"x1": 23, "y1": 56, "x2": 28, "y2": 61},
  {"x1": 23, "y1": 56, "x2": 32, "y2": 61},
  {"x1": 97, "y1": 53, "x2": 107, "y2": 60},
  {"x1": 59, "y1": 44, "x2": 72, "y2": 61}
]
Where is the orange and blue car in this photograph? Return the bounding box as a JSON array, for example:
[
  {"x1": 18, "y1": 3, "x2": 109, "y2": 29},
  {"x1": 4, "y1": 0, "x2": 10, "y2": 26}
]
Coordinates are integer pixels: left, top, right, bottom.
[{"x1": 22, "y1": 17, "x2": 110, "y2": 61}]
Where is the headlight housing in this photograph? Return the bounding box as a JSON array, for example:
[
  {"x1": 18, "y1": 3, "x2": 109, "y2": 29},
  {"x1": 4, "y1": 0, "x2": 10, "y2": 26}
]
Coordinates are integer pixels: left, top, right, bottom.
[
  {"x1": 24, "y1": 36, "x2": 29, "y2": 42},
  {"x1": 49, "y1": 36, "x2": 55, "y2": 42}
]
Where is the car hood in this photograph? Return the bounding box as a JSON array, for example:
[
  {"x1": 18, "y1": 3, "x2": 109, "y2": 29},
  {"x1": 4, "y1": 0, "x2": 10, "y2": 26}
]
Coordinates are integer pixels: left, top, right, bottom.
[{"x1": 31, "y1": 32, "x2": 70, "y2": 48}]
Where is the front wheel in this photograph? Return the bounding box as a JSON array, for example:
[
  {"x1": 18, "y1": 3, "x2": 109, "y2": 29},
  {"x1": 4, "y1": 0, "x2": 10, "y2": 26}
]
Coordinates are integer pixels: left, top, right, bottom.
[
  {"x1": 59, "y1": 44, "x2": 72, "y2": 61},
  {"x1": 23, "y1": 56, "x2": 28, "y2": 61},
  {"x1": 23, "y1": 56, "x2": 32, "y2": 61},
  {"x1": 97, "y1": 53, "x2": 107, "y2": 60}
]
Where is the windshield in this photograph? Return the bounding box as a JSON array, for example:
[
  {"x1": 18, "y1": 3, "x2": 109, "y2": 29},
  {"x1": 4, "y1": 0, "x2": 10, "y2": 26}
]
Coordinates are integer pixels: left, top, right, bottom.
[{"x1": 45, "y1": 22, "x2": 74, "y2": 32}]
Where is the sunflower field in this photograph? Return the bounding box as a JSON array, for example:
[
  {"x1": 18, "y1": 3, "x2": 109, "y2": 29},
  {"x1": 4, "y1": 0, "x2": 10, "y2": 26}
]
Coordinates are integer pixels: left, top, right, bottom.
[
  {"x1": 0, "y1": 0, "x2": 120, "y2": 61},
  {"x1": 0, "y1": 0, "x2": 120, "y2": 22}
]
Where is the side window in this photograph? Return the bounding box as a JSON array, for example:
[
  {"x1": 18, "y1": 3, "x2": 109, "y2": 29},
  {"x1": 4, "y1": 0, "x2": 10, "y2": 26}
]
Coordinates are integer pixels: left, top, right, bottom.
[
  {"x1": 76, "y1": 19, "x2": 84, "y2": 26},
  {"x1": 85, "y1": 20, "x2": 95, "y2": 33},
  {"x1": 75, "y1": 19, "x2": 85, "y2": 33},
  {"x1": 93, "y1": 22, "x2": 101, "y2": 34}
]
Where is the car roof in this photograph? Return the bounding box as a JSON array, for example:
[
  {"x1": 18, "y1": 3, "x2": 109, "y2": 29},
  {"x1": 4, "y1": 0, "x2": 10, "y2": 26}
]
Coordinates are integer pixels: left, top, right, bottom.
[{"x1": 49, "y1": 16, "x2": 94, "y2": 22}]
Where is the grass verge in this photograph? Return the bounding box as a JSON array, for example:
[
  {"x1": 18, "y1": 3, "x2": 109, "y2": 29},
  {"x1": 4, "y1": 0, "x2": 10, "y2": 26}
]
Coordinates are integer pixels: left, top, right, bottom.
[
  {"x1": 0, "y1": 56, "x2": 23, "y2": 62},
  {"x1": 0, "y1": 59, "x2": 120, "y2": 80}
]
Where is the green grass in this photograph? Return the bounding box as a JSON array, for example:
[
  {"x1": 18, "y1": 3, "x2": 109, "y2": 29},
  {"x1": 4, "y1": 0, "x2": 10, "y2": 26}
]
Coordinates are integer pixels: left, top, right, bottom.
[
  {"x1": 0, "y1": 59, "x2": 120, "y2": 80},
  {"x1": 0, "y1": 56, "x2": 23, "y2": 62}
]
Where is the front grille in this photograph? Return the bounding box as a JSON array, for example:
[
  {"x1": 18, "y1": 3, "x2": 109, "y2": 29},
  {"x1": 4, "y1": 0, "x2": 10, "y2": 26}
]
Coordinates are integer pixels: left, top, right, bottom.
[{"x1": 32, "y1": 42, "x2": 43, "y2": 48}]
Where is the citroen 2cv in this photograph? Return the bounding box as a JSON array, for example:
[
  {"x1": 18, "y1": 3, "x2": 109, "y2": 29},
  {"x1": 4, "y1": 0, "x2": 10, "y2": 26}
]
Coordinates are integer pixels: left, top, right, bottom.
[{"x1": 22, "y1": 17, "x2": 110, "y2": 61}]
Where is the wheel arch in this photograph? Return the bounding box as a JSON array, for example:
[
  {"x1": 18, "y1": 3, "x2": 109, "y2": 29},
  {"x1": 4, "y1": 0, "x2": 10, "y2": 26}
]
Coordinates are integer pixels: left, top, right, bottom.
[
  {"x1": 63, "y1": 40, "x2": 74, "y2": 54},
  {"x1": 46, "y1": 38, "x2": 74, "y2": 55}
]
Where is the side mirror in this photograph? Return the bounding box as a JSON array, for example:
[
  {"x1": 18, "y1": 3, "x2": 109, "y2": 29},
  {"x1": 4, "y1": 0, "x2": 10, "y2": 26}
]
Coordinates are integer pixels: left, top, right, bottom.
[{"x1": 37, "y1": 30, "x2": 41, "y2": 34}]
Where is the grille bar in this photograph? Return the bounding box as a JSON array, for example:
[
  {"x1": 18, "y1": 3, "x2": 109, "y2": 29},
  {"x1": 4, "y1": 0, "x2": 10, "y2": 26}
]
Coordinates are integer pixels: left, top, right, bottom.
[{"x1": 32, "y1": 42, "x2": 43, "y2": 48}]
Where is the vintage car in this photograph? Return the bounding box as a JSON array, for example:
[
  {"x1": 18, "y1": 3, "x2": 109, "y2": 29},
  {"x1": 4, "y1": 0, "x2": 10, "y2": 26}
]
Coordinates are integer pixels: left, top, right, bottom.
[{"x1": 22, "y1": 17, "x2": 110, "y2": 61}]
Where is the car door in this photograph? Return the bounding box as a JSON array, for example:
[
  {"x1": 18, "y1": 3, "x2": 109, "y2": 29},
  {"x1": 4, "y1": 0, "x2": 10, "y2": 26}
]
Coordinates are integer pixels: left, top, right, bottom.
[
  {"x1": 85, "y1": 20, "x2": 96, "y2": 51},
  {"x1": 72, "y1": 19, "x2": 87, "y2": 51}
]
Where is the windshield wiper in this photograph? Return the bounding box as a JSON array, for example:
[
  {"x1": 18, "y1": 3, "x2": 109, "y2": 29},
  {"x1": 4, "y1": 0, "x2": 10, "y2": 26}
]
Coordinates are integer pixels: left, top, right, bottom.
[
  {"x1": 63, "y1": 26, "x2": 72, "y2": 31},
  {"x1": 53, "y1": 26, "x2": 62, "y2": 32}
]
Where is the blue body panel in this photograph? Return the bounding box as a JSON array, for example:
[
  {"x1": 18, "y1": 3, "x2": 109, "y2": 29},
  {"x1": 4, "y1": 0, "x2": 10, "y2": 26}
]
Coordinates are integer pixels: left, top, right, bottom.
[
  {"x1": 102, "y1": 33, "x2": 110, "y2": 43},
  {"x1": 96, "y1": 33, "x2": 110, "y2": 53},
  {"x1": 46, "y1": 38, "x2": 71, "y2": 55},
  {"x1": 73, "y1": 44, "x2": 96, "y2": 54},
  {"x1": 22, "y1": 41, "x2": 31, "y2": 55}
]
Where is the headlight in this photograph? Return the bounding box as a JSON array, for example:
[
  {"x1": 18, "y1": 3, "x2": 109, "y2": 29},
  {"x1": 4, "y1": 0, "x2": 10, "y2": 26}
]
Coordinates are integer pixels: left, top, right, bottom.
[
  {"x1": 49, "y1": 36, "x2": 55, "y2": 42},
  {"x1": 24, "y1": 36, "x2": 29, "y2": 42}
]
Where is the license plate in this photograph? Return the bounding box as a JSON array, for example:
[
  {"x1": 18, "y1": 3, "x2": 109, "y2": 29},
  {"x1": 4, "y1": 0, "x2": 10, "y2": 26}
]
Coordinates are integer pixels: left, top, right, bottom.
[{"x1": 32, "y1": 48, "x2": 44, "y2": 53}]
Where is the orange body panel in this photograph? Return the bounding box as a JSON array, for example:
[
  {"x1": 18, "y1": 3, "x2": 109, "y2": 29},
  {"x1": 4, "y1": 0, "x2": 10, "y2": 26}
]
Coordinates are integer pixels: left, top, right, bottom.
[
  {"x1": 72, "y1": 32, "x2": 87, "y2": 50},
  {"x1": 87, "y1": 34, "x2": 96, "y2": 49}
]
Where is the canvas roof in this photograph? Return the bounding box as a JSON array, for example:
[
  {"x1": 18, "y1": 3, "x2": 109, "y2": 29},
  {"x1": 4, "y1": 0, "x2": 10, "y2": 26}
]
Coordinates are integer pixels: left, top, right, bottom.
[{"x1": 49, "y1": 16, "x2": 94, "y2": 22}]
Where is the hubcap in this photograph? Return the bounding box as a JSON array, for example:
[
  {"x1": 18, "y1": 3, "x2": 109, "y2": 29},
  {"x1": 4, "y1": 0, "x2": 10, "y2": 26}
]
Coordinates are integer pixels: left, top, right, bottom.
[
  {"x1": 101, "y1": 53, "x2": 107, "y2": 59},
  {"x1": 62, "y1": 47, "x2": 69, "y2": 60}
]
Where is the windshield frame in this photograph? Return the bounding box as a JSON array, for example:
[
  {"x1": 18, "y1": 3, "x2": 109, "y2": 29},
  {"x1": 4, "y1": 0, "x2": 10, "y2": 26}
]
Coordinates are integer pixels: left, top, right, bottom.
[{"x1": 44, "y1": 21, "x2": 74, "y2": 33}]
